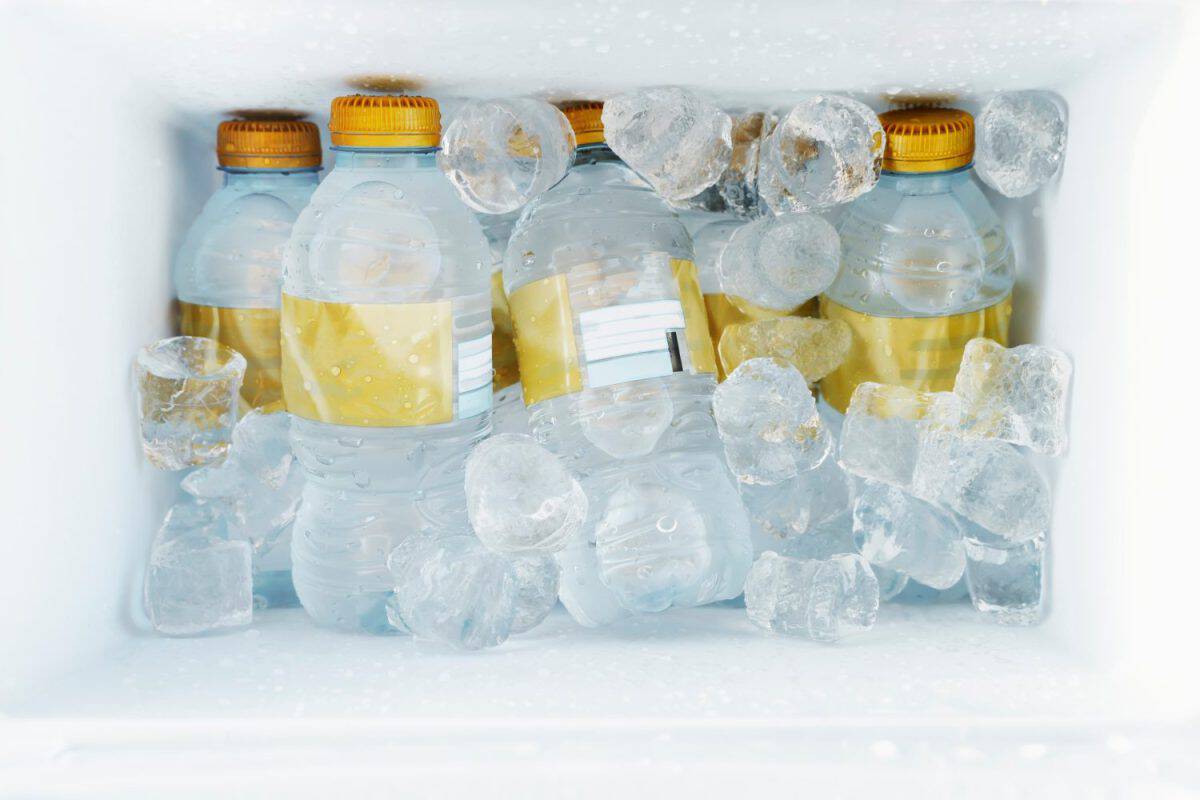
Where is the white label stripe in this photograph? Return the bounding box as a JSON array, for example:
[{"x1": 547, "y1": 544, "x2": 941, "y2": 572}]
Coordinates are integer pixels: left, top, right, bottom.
[
  {"x1": 580, "y1": 300, "x2": 684, "y2": 325},
  {"x1": 458, "y1": 334, "x2": 491, "y2": 357}
]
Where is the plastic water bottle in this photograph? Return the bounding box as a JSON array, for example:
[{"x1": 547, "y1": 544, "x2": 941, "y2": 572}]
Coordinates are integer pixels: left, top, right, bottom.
[
  {"x1": 479, "y1": 211, "x2": 527, "y2": 434},
  {"x1": 174, "y1": 119, "x2": 322, "y2": 606},
  {"x1": 282, "y1": 95, "x2": 492, "y2": 633},
  {"x1": 504, "y1": 102, "x2": 752, "y2": 616},
  {"x1": 821, "y1": 107, "x2": 1014, "y2": 414}
]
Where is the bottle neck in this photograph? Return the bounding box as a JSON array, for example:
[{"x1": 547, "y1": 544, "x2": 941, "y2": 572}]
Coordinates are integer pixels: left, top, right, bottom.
[
  {"x1": 221, "y1": 168, "x2": 321, "y2": 188},
  {"x1": 880, "y1": 165, "x2": 973, "y2": 196},
  {"x1": 331, "y1": 147, "x2": 439, "y2": 170},
  {"x1": 573, "y1": 142, "x2": 621, "y2": 167}
]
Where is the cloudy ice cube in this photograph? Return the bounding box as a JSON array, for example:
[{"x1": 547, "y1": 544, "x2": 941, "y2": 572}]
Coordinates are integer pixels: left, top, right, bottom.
[
  {"x1": 744, "y1": 551, "x2": 879, "y2": 642},
  {"x1": 776, "y1": 510, "x2": 859, "y2": 562},
  {"x1": 387, "y1": 535, "x2": 518, "y2": 650},
  {"x1": 954, "y1": 338, "x2": 1072, "y2": 456},
  {"x1": 576, "y1": 381, "x2": 675, "y2": 459},
  {"x1": 230, "y1": 408, "x2": 295, "y2": 489},
  {"x1": 555, "y1": 536, "x2": 630, "y2": 628},
  {"x1": 714, "y1": 358, "x2": 831, "y2": 485},
  {"x1": 758, "y1": 95, "x2": 884, "y2": 214},
  {"x1": 134, "y1": 336, "x2": 245, "y2": 470},
  {"x1": 976, "y1": 91, "x2": 1067, "y2": 199},
  {"x1": 741, "y1": 453, "x2": 851, "y2": 551},
  {"x1": 672, "y1": 110, "x2": 769, "y2": 217},
  {"x1": 838, "y1": 382, "x2": 960, "y2": 488},
  {"x1": 873, "y1": 565, "x2": 909, "y2": 602},
  {"x1": 509, "y1": 555, "x2": 560, "y2": 634},
  {"x1": 465, "y1": 434, "x2": 587, "y2": 555},
  {"x1": 913, "y1": 430, "x2": 1050, "y2": 542},
  {"x1": 852, "y1": 480, "x2": 966, "y2": 590},
  {"x1": 964, "y1": 532, "x2": 1045, "y2": 625},
  {"x1": 717, "y1": 316, "x2": 851, "y2": 382},
  {"x1": 717, "y1": 214, "x2": 840, "y2": 311},
  {"x1": 144, "y1": 502, "x2": 252, "y2": 636},
  {"x1": 439, "y1": 98, "x2": 576, "y2": 214},
  {"x1": 602, "y1": 86, "x2": 733, "y2": 202}
]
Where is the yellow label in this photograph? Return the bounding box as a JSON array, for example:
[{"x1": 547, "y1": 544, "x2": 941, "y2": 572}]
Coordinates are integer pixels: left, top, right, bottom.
[
  {"x1": 280, "y1": 294, "x2": 454, "y2": 427},
  {"x1": 507, "y1": 259, "x2": 716, "y2": 407},
  {"x1": 179, "y1": 302, "x2": 282, "y2": 411},
  {"x1": 819, "y1": 294, "x2": 1013, "y2": 413},
  {"x1": 703, "y1": 294, "x2": 818, "y2": 380},
  {"x1": 490, "y1": 270, "x2": 520, "y2": 392},
  {"x1": 670, "y1": 259, "x2": 718, "y2": 377},
  {"x1": 508, "y1": 274, "x2": 583, "y2": 406}
]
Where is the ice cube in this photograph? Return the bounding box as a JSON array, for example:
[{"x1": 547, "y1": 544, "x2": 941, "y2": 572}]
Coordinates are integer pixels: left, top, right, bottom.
[
  {"x1": 717, "y1": 213, "x2": 840, "y2": 312},
  {"x1": 912, "y1": 430, "x2": 1050, "y2": 542},
  {"x1": 954, "y1": 337, "x2": 1072, "y2": 456},
  {"x1": 672, "y1": 110, "x2": 769, "y2": 217},
  {"x1": 744, "y1": 551, "x2": 879, "y2": 642},
  {"x1": 717, "y1": 316, "x2": 851, "y2": 381},
  {"x1": 964, "y1": 532, "x2": 1045, "y2": 625},
  {"x1": 758, "y1": 95, "x2": 884, "y2": 214},
  {"x1": 144, "y1": 502, "x2": 252, "y2": 636},
  {"x1": 230, "y1": 408, "x2": 294, "y2": 489},
  {"x1": 852, "y1": 480, "x2": 966, "y2": 590},
  {"x1": 837, "y1": 382, "x2": 960, "y2": 488},
  {"x1": 509, "y1": 555, "x2": 560, "y2": 634},
  {"x1": 873, "y1": 565, "x2": 909, "y2": 603},
  {"x1": 387, "y1": 535, "x2": 518, "y2": 650},
  {"x1": 134, "y1": 336, "x2": 246, "y2": 470},
  {"x1": 555, "y1": 536, "x2": 630, "y2": 628},
  {"x1": 465, "y1": 433, "x2": 587, "y2": 555},
  {"x1": 741, "y1": 452, "x2": 851, "y2": 550},
  {"x1": 975, "y1": 91, "x2": 1067, "y2": 199},
  {"x1": 602, "y1": 86, "x2": 733, "y2": 202},
  {"x1": 438, "y1": 98, "x2": 576, "y2": 214},
  {"x1": 576, "y1": 380, "x2": 674, "y2": 459},
  {"x1": 713, "y1": 358, "x2": 831, "y2": 485},
  {"x1": 776, "y1": 510, "x2": 859, "y2": 561}
]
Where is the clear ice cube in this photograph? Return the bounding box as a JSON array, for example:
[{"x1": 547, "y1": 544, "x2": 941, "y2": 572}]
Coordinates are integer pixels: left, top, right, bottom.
[
  {"x1": 975, "y1": 91, "x2": 1067, "y2": 199},
  {"x1": 776, "y1": 510, "x2": 859, "y2": 562},
  {"x1": 134, "y1": 336, "x2": 246, "y2": 471},
  {"x1": 741, "y1": 451, "x2": 851, "y2": 551},
  {"x1": 387, "y1": 534, "x2": 518, "y2": 650},
  {"x1": 873, "y1": 565, "x2": 910, "y2": 602},
  {"x1": 744, "y1": 551, "x2": 879, "y2": 642},
  {"x1": 964, "y1": 532, "x2": 1045, "y2": 625},
  {"x1": 717, "y1": 316, "x2": 851, "y2": 383},
  {"x1": 954, "y1": 337, "x2": 1072, "y2": 456},
  {"x1": 671, "y1": 109, "x2": 768, "y2": 217},
  {"x1": 438, "y1": 98, "x2": 576, "y2": 214},
  {"x1": 465, "y1": 433, "x2": 587, "y2": 555},
  {"x1": 837, "y1": 382, "x2": 960, "y2": 488},
  {"x1": 912, "y1": 429, "x2": 1050, "y2": 542},
  {"x1": 555, "y1": 536, "x2": 630, "y2": 628},
  {"x1": 852, "y1": 479, "x2": 966, "y2": 590},
  {"x1": 230, "y1": 408, "x2": 295, "y2": 489},
  {"x1": 576, "y1": 380, "x2": 674, "y2": 459},
  {"x1": 757, "y1": 95, "x2": 884, "y2": 214},
  {"x1": 509, "y1": 555, "x2": 560, "y2": 634},
  {"x1": 717, "y1": 213, "x2": 840, "y2": 312},
  {"x1": 602, "y1": 86, "x2": 733, "y2": 202},
  {"x1": 713, "y1": 358, "x2": 831, "y2": 486},
  {"x1": 144, "y1": 502, "x2": 253, "y2": 636}
]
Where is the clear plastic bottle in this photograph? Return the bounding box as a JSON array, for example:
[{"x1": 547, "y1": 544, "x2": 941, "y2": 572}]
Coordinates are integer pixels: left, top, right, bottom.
[
  {"x1": 174, "y1": 119, "x2": 322, "y2": 607},
  {"x1": 282, "y1": 95, "x2": 492, "y2": 633},
  {"x1": 821, "y1": 107, "x2": 1014, "y2": 413},
  {"x1": 479, "y1": 211, "x2": 527, "y2": 434},
  {"x1": 504, "y1": 102, "x2": 752, "y2": 619}
]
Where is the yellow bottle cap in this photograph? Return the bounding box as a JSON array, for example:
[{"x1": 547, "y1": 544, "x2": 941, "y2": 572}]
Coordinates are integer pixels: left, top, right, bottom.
[
  {"x1": 560, "y1": 101, "x2": 604, "y2": 146},
  {"x1": 216, "y1": 120, "x2": 322, "y2": 170},
  {"x1": 879, "y1": 107, "x2": 974, "y2": 173},
  {"x1": 329, "y1": 94, "x2": 441, "y2": 149}
]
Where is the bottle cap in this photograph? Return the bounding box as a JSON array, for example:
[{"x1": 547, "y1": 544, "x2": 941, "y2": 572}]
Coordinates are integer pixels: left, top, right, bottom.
[
  {"x1": 560, "y1": 101, "x2": 604, "y2": 146},
  {"x1": 329, "y1": 94, "x2": 441, "y2": 149},
  {"x1": 216, "y1": 120, "x2": 322, "y2": 169},
  {"x1": 879, "y1": 107, "x2": 974, "y2": 173}
]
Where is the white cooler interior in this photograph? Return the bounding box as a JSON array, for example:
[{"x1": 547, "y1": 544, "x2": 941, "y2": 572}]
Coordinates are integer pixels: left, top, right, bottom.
[{"x1": 2, "y1": 0, "x2": 1197, "y2": 793}]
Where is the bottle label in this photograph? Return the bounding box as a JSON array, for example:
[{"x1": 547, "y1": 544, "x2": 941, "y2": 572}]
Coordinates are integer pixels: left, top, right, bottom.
[
  {"x1": 179, "y1": 302, "x2": 283, "y2": 412},
  {"x1": 280, "y1": 294, "x2": 492, "y2": 427},
  {"x1": 702, "y1": 294, "x2": 819, "y2": 380},
  {"x1": 819, "y1": 294, "x2": 1012, "y2": 413},
  {"x1": 508, "y1": 258, "x2": 717, "y2": 407},
  {"x1": 491, "y1": 270, "x2": 521, "y2": 392}
]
